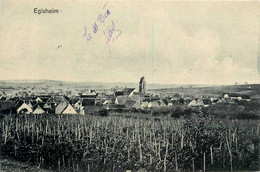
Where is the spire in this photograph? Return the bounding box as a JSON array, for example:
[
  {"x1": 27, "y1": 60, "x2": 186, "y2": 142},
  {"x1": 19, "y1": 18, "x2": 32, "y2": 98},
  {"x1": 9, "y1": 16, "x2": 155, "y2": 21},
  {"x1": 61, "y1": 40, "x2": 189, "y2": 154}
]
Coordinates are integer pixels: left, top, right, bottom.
[{"x1": 139, "y1": 76, "x2": 146, "y2": 94}]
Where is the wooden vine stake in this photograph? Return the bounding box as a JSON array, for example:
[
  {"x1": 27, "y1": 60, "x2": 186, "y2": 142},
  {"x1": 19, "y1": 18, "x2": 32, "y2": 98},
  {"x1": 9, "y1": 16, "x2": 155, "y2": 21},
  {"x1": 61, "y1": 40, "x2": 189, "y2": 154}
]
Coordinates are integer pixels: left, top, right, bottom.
[
  {"x1": 210, "y1": 146, "x2": 213, "y2": 165},
  {"x1": 203, "y1": 152, "x2": 206, "y2": 172},
  {"x1": 225, "y1": 132, "x2": 233, "y2": 171},
  {"x1": 138, "y1": 132, "x2": 142, "y2": 163},
  {"x1": 164, "y1": 139, "x2": 169, "y2": 172}
]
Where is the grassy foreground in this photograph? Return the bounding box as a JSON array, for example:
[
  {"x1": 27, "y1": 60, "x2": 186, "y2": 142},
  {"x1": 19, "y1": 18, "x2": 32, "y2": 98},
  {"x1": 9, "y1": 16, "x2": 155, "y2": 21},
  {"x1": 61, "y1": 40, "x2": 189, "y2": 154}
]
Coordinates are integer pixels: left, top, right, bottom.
[{"x1": 1, "y1": 113, "x2": 259, "y2": 172}]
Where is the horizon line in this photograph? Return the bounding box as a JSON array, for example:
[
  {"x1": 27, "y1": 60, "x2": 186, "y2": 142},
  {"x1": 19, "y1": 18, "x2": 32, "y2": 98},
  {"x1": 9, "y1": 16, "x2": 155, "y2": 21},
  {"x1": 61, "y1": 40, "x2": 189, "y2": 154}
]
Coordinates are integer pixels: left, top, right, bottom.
[{"x1": 0, "y1": 79, "x2": 259, "y2": 86}]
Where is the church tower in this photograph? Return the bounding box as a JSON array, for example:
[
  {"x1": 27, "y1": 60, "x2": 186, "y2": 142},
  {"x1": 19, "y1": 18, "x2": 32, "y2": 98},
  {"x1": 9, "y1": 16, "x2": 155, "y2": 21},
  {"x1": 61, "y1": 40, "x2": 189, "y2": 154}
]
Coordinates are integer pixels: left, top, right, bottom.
[{"x1": 139, "y1": 76, "x2": 146, "y2": 94}]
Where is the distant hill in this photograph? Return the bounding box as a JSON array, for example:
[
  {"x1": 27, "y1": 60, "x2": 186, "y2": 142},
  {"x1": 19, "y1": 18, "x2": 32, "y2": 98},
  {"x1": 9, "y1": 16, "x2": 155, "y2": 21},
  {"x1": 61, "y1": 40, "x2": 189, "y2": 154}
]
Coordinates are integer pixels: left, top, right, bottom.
[
  {"x1": 0, "y1": 79, "x2": 195, "y2": 89},
  {"x1": 0, "y1": 80, "x2": 259, "y2": 98},
  {"x1": 149, "y1": 84, "x2": 260, "y2": 99}
]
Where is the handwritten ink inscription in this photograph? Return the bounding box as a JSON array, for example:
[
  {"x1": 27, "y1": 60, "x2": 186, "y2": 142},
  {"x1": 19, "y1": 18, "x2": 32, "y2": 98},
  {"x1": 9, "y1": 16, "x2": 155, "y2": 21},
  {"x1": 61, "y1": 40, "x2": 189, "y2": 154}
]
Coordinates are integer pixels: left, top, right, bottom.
[
  {"x1": 83, "y1": 4, "x2": 121, "y2": 53},
  {"x1": 97, "y1": 4, "x2": 111, "y2": 23},
  {"x1": 103, "y1": 20, "x2": 121, "y2": 44}
]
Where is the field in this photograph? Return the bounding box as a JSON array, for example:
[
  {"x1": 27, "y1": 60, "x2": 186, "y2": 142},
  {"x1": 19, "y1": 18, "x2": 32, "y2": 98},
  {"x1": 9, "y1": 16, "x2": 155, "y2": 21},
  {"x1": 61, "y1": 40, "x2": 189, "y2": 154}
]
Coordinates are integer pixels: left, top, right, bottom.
[
  {"x1": 1, "y1": 112, "x2": 259, "y2": 172},
  {"x1": 150, "y1": 84, "x2": 260, "y2": 99}
]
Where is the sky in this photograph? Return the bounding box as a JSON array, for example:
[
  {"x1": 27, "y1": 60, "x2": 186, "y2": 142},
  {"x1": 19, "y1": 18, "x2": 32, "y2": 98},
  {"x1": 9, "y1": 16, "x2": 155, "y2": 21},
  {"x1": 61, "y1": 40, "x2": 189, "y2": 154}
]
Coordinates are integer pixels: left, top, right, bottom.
[{"x1": 0, "y1": 1, "x2": 259, "y2": 85}]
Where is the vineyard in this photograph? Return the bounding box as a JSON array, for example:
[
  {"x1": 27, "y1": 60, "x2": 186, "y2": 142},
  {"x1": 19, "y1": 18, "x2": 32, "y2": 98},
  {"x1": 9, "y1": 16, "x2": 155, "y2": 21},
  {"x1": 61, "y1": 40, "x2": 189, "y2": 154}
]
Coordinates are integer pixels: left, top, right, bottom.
[{"x1": 1, "y1": 113, "x2": 259, "y2": 171}]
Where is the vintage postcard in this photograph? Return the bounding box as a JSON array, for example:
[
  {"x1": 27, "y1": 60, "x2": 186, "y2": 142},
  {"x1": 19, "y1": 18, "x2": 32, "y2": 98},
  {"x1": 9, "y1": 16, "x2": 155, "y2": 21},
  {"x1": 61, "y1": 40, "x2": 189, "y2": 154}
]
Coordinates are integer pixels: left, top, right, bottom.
[{"x1": 0, "y1": 0, "x2": 259, "y2": 171}]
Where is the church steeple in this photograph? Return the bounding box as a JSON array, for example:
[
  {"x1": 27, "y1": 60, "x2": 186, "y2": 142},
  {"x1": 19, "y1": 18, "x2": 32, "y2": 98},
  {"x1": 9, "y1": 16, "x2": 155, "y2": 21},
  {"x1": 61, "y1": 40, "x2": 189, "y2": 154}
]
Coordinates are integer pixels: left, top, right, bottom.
[{"x1": 139, "y1": 76, "x2": 146, "y2": 94}]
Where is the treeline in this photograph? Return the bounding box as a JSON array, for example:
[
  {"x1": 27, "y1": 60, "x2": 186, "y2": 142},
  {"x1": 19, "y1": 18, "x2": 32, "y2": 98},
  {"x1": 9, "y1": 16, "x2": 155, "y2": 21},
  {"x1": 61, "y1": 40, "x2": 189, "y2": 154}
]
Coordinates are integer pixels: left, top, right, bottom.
[
  {"x1": 96, "y1": 101, "x2": 260, "y2": 120},
  {"x1": 201, "y1": 102, "x2": 260, "y2": 120}
]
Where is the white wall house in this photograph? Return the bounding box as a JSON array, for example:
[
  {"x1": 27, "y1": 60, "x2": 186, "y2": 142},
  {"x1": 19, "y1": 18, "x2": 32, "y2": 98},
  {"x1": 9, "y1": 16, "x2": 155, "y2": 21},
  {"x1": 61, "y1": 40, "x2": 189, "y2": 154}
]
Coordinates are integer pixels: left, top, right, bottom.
[
  {"x1": 33, "y1": 105, "x2": 45, "y2": 114},
  {"x1": 62, "y1": 104, "x2": 77, "y2": 115},
  {"x1": 129, "y1": 89, "x2": 138, "y2": 97},
  {"x1": 223, "y1": 94, "x2": 229, "y2": 99},
  {"x1": 148, "y1": 101, "x2": 160, "y2": 108},
  {"x1": 17, "y1": 103, "x2": 33, "y2": 114},
  {"x1": 36, "y1": 97, "x2": 43, "y2": 103}
]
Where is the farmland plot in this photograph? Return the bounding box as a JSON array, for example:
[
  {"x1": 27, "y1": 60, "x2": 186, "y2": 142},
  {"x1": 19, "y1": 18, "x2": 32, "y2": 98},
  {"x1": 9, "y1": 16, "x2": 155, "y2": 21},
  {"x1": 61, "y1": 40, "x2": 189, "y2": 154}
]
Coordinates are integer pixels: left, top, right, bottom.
[{"x1": 1, "y1": 114, "x2": 259, "y2": 171}]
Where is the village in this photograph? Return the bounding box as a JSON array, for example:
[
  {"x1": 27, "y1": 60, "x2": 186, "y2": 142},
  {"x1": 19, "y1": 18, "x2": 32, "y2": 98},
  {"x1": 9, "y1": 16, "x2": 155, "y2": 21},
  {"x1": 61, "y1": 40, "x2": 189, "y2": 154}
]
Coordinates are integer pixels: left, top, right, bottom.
[{"x1": 0, "y1": 77, "x2": 252, "y2": 115}]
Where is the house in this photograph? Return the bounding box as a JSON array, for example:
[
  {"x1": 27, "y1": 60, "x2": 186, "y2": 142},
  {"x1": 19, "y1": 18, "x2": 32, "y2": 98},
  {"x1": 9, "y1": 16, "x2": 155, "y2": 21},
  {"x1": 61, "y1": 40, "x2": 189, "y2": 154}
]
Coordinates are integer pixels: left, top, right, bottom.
[
  {"x1": 131, "y1": 95, "x2": 141, "y2": 102},
  {"x1": 42, "y1": 102, "x2": 53, "y2": 113},
  {"x1": 36, "y1": 95, "x2": 52, "y2": 103},
  {"x1": 62, "y1": 104, "x2": 78, "y2": 114},
  {"x1": 0, "y1": 93, "x2": 5, "y2": 100},
  {"x1": 133, "y1": 92, "x2": 145, "y2": 97},
  {"x1": 9, "y1": 95, "x2": 18, "y2": 101},
  {"x1": 167, "y1": 99, "x2": 173, "y2": 107},
  {"x1": 188, "y1": 98, "x2": 211, "y2": 107},
  {"x1": 132, "y1": 92, "x2": 145, "y2": 101},
  {"x1": 115, "y1": 96, "x2": 132, "y2": 105},
  {"x1": 201, "y1": 99, "x2": 212, "y2": 107},
  {"x1": 160, "y1": 98, "x2": 173, "y2": 107},
  {"x1": 32, "y1": 104, "x2": 45, "y2": 114},
  {"x1": 14, "y1": 99, "x2": 32, "y2": 114},
  {"x1": 0, "y1": 96, "x2": 7, "y2": 101},
  {"x1": 211, "y1": 99, "x2": 219, "y2": 105},
  {"x1": 27, "y1": 101, "x2": 34, "y2": 108},
  {"x1": 35, "y1": 97, "x2": 43, "y2": 103},
  {"x1": 148, "y1": 101, "x2": 160, "y2": 108},
  {"x1": 141, "y1": 101, "x2": 149, "y2": 109},
  {"x1": 82, "y1": 98, "x2": 95, "y2": 106},
  {"x1": 223, "y1": 93, "x2": 239, "y2": 100},
  {"x1": 196, "y1": 99, "x2": 204, "y2": 106},
  {"x1": 237, "y1": 96, "x2": 243, "y2": 101},
  {"x1": 225, "y1": 98, "x2": 235, "y2": 104},
  {"x1": 69, "y1": 98, "x2": 80, "y2": 106},
  {"x1": 159, "y1": 99, "x2": 167, "y2": 107},
  {"x1": 46, "y1": 95, "x2": 66, "y2": 105},
  {"x1": 132, "y1": 101, "x2": 141, "y2": 109},
  {"x1": 171, "y1": 93, "x2": 181, "y2": 101},
  {"x1": 73, "y1": 99, "x2": 82, "y2": 111},
  {"x1": 80, "y1": 93, "x2": 97, "y2": 99},
  {"x1": 188, "y1": 99, "x2": 198, "y2": 107},
  {"x1": 79, "y1": 106, "x2": 85, "y2": 115},
  {"x1": 102, "y1": 99, "x2": 113, "y2": 105},
  {"x1": 96, "y1": 92, "x2": 107, "y2": 100},
  {"x1": 65, "y1": 90, "x2": 79, "y2": 97},
  {"x1": 217, "y1": 98, "x2": 227, "y2": 104},
  {"x1": 123, "y1": 88, "x2": 138, "y2": 97},
  {"x1": 104, "y1": 104, "x2": 125, "y2": 110},
  {"x1": 105, "y1": 92, "x2": 116, "y2": 101},
  {"x1": 123, "y1": 100, "x2": 141, "y2": 110},
  {"x1": 223, "y1": 93, "x2": 229, "y2": 99},
  {"x1": 124, "y1": 100, "x2": 138, "y2": 110},
  {"x1": 72, "y1": 99, "x2": 84, "y2": 115},
  {"x1": 229, "y1": 94, "x2": 239, "y2": 100},
  {"x1": 81, "y1": 98, "x2": 97, "y2": 114},
  {"x1": 210, "y1": 97, "x2": 216, "y2": 102},
  {"x1": 115, "y1": 91, "x2": 124, "y2": 97},
  {"x1": 183, "y1": 98, "x2": 192, "y2": 105},
  {"x1": 55, "y1": 100, "x2": 77, "y2": 114},
  {"x1": 241, "y1": 95, "x2": 251, "y2": 101}
]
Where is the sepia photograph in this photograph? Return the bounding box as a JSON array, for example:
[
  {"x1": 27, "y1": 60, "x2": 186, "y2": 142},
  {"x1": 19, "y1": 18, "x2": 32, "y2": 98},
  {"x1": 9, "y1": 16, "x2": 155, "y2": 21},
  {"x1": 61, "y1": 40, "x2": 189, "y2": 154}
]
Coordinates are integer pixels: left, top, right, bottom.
[{"x1": 0, "y1": 0, "x2": 260, "y2": 171}]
